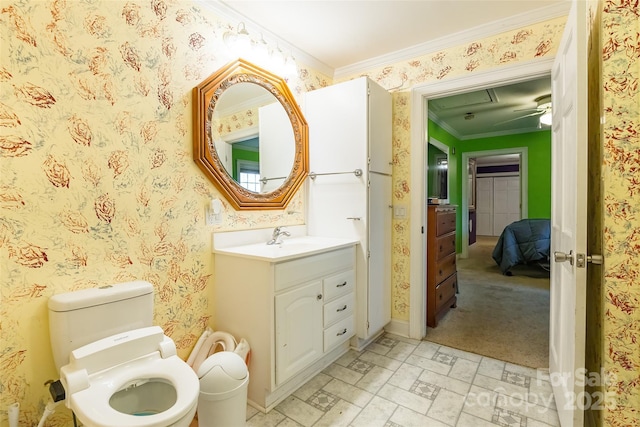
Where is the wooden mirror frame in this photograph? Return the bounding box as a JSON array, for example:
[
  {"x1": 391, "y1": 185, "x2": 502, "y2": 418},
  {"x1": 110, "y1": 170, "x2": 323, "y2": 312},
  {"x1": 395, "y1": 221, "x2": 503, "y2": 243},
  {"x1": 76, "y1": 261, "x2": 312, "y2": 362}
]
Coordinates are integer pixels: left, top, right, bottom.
[{"x1": 193, "y1": 59, "x2": 308, "y2": 210}]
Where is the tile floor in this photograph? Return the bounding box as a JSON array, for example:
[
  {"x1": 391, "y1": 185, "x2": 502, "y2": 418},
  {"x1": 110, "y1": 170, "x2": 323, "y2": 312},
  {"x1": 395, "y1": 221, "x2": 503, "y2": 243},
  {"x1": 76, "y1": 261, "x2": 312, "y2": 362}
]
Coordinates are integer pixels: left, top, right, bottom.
[{"x1": 244, "y1": 333, "x2": 560, "y2": 427}]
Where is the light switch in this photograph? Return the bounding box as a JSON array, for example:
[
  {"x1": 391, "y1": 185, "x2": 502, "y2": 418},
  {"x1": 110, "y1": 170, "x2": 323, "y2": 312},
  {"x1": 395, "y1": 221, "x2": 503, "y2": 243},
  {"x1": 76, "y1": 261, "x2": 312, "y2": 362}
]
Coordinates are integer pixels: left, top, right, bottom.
[{"x1": 393, "y1": 204, "x2": 407, "y2": 219}]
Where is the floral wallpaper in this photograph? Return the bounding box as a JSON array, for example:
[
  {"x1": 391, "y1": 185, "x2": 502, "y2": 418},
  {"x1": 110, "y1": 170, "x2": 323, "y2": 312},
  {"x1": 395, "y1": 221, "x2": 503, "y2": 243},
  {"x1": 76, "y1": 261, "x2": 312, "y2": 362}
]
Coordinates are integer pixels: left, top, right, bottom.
[
  {"x1": 216, "y1": 106, "x2": 259, "y2": 137},
  {"x1": 599, "y1": 0, "x2": 640, "y2": 424},
  {"x1": 0, "y1": 1, "x2": 328, "y2": 424},
  {"x1": 1, "y1": 0, "x2": 637, "y2": 425}
]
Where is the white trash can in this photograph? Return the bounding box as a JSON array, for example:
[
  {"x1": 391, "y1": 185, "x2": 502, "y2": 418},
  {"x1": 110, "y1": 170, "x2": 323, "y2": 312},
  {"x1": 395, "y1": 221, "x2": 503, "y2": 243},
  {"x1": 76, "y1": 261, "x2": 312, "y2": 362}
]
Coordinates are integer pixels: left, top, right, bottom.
[{"x1": 197, "y1": 351, "x2": 249, "y2": 427}]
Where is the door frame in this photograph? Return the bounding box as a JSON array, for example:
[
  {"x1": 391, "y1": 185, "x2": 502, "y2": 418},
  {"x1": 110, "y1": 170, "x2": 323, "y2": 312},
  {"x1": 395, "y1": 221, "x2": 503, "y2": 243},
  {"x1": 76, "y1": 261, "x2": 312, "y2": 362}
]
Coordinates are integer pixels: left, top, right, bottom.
[
  {"x1": 408, "y1": 58, "x2": 553, "y2": 339},
  {"x1": 461, "y1": 149, "x2": 528, "y2": 256}
]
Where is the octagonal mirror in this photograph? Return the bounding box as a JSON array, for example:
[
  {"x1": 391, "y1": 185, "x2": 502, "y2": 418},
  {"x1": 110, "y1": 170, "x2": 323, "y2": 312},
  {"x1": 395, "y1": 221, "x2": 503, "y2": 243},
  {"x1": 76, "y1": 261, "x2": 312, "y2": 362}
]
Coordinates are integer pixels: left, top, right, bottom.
[{"x1": 193, "y1": 59, "x2": 308, "y2": 210}]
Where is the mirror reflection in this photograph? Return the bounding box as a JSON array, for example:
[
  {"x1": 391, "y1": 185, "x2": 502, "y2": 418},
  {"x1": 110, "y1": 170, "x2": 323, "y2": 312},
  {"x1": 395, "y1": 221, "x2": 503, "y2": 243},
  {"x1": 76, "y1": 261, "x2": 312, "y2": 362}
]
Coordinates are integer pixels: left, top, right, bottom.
[
  {"x1": 211, "y1": 83, "x2": 295, "y2": 193},
  {"x1": 193, "y1": 58, "x2": 308, "y2": 211},
  {"x1": 428, "y1": 139, "x2": 449, "y2": 201}
]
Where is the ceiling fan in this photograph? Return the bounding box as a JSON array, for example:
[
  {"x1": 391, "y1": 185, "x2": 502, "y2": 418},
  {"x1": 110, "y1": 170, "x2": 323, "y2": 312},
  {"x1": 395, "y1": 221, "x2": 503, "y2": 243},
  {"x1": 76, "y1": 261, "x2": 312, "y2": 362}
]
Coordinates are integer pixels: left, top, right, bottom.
[{"x1": 494, "y1": 94, "x2": 552, "y2": 126}]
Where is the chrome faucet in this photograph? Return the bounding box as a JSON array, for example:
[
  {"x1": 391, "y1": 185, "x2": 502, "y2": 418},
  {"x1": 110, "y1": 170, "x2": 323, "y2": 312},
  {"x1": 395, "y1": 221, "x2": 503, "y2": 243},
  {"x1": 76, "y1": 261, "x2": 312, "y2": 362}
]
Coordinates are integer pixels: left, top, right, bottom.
[{"x1": 267, "y1": 226, "x2": 291, "y2": 245}]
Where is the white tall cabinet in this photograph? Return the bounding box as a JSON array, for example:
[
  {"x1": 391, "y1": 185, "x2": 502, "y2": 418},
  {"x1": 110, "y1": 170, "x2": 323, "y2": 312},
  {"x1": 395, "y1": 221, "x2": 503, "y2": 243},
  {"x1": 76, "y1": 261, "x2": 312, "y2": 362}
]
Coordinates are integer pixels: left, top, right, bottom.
[{"x1": 305, "y1": 77, "x2": 392, "y2": 347}]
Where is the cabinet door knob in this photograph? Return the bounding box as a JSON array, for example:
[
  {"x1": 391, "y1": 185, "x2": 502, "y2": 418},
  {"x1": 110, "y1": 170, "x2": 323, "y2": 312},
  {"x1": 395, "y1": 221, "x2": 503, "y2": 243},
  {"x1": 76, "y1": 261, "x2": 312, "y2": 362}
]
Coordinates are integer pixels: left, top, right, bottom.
[
  {"x1": 337, "y1": 281, "x2": 347, "y2": 288},
  {"x1": 336, "y1": 328, "x2": 348, "y2": 336},
  {"x1": 317, "y1": 294, "x2": 323, "y2": 300},
  {"x1": 337, "y1": 305, "x2": 348, "y2": 312}
]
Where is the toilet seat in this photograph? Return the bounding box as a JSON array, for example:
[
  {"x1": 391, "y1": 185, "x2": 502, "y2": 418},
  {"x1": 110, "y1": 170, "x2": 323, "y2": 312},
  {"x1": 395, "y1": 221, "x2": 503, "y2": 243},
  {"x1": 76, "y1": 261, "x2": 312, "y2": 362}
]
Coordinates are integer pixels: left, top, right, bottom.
[{"x1": 67, "y1": 352, "x2": 199, "y2": 427}]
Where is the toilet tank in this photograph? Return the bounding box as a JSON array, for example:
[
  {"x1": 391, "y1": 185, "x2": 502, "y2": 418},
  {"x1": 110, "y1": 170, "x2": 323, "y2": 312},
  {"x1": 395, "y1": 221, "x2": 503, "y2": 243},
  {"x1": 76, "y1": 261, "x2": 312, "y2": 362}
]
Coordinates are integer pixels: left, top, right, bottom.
[{"x1": 48, "y1": 280, "x2": 154, "y2": 371}]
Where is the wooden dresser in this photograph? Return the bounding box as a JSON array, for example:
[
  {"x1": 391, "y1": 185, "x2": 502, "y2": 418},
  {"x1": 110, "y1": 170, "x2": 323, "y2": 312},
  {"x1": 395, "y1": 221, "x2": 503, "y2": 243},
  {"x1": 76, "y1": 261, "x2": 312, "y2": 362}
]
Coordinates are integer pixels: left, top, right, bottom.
[{"x1": 427, "y1": 204, "x2": 458, "y2": 328}]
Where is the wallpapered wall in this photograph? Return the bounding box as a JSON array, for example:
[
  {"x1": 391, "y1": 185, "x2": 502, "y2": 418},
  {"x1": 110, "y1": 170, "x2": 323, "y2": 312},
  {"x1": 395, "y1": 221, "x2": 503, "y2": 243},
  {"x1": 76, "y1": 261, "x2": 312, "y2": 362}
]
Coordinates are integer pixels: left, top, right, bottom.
[
  {"x1": 598, "y1": 0, "x2": 640, "y2": 423},
  {"x1": 1, "y1": 0, "x2": 637, "y2": 425},
  {"x1": 0, "y1": 1, "x2": 330, "y2": 424}
]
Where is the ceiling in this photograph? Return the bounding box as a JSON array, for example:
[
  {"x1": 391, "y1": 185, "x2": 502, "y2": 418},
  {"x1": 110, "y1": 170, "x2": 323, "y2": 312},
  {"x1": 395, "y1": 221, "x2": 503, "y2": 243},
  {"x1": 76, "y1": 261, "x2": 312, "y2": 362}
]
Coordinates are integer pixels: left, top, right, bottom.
[
  {"x1": 214, "y1": 0, "x2": 563, "y2": 138},
  {"x1": 429, "y1": 76, "x2": 551, "y2": 140},
  {"x1": 217, "y1": 0, "x2": 567, "y2": 71}
]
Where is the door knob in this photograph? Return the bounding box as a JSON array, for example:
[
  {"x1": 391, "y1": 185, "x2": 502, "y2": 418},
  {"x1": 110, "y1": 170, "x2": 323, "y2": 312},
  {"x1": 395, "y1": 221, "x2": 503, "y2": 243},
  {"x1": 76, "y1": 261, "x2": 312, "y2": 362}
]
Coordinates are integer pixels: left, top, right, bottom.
[{"x1": 554, "y1": 250, "x2": 574, "y2": 265}]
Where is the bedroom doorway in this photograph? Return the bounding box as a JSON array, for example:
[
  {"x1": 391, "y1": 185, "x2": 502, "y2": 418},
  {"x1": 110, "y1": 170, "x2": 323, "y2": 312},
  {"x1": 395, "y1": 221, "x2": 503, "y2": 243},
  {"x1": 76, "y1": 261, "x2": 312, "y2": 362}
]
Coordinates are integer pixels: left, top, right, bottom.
[{"x1": 408, "y1": 59, "x2": 553, "y2": 359}]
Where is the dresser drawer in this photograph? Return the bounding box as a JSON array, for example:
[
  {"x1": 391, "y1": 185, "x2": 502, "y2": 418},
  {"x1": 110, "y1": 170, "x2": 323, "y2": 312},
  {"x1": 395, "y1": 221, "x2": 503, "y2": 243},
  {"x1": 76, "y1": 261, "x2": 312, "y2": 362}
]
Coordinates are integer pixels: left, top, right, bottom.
[
  {"x1": 435, "y1": 273, "x2": 457, "y2": 311},
  {"x1": 436, "y1": 211, "x2": 456, "y2": 236},
  {"x1": 324, "y1": 315, "x2": 354, "y2": 352},
  {"x1": 323, "y1": 270, "x2": 354, "y2": 301},
  {"x1": 435, "y1": 252, "x2": 456, "y2": 284},
  {"x1": 435, "y1": 232, "x2": 456, "y2": 260},
  {"x1": 323, "y1": 292, "x2": 354, "y2": 327}
]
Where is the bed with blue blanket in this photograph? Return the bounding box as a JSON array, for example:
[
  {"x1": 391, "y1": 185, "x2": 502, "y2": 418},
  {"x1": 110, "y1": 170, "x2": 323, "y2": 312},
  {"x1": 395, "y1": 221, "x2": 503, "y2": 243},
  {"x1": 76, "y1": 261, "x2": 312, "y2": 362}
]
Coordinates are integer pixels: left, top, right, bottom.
[{"x1": 492, "y1": 219, "x2": 551, "y2": 275}]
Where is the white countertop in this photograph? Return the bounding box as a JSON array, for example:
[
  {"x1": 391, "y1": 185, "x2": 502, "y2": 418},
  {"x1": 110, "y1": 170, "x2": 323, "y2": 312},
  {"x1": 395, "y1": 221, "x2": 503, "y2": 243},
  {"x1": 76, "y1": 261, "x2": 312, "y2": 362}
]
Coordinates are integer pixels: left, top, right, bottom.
[{"x1": 213, "y1": 229, "x2": 359, "y2": 262}]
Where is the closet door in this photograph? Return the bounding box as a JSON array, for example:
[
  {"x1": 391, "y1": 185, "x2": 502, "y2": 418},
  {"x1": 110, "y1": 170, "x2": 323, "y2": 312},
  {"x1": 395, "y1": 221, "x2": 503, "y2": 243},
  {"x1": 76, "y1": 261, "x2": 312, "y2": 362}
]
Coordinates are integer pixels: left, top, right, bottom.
[
  {"x1": 492, "y1": 176, "x2": 521, "y2": 236},
  {"x1": 476, "y1": 177, "x2": 494, "y2": 236},
  {"x1": 365, "y1": 173, "x2": 392, "y2": 338}
]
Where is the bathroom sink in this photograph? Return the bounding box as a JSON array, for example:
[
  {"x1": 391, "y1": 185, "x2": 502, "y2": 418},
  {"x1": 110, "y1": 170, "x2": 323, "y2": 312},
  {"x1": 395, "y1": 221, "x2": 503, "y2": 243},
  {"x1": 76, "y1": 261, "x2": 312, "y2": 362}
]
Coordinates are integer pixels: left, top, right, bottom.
[{"x1": 213, "y1": 236, "x2": 359, "y2": 262}]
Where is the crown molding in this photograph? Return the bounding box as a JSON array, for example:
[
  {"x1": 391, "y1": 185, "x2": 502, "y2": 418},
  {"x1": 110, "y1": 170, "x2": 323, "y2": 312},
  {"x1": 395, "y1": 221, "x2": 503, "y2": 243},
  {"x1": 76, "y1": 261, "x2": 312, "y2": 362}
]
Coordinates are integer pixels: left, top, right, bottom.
[
  {"x1": 428, "y1": 111, "x2": 462, "y2": 140},
  {"x1": 334, "y1": 2, "x2": 570, "y2": 80},
  {"x1": 197, "y1": 0, "x2": 334, "y2": 77}
]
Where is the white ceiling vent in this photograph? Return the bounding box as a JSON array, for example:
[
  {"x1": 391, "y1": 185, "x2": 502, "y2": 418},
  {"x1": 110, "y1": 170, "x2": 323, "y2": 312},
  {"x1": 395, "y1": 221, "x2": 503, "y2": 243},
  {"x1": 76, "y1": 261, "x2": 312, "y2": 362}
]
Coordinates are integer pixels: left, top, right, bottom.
[{"x1": 430, "y1": 89, "x2": 498, "y2": 111}]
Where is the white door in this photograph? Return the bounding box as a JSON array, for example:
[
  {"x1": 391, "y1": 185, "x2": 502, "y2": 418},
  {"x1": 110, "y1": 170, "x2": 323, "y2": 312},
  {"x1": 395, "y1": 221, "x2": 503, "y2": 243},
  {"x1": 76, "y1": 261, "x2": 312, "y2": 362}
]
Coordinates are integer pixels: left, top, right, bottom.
[
  {"x1": 259, "y1": 102, "x2": 295, "y2": 192},
  {"x1": 493, "y1": 176, "x2": 521, "y2": 236},
  {"x1": 367, "y1": 79, "x2": 393, "y2": 174},
  {"x1": 549, "y1": 1, "x2": 588, "y2": 425},
  {"x1": 476, "y1": 177, "x2": 493, "y2": 235},
  {"x1": 275, "y1": 281, "x2": 323, "y2": 385},
  {"x1": 366, "y1": 173, "x2": 392, "y2": 338}
]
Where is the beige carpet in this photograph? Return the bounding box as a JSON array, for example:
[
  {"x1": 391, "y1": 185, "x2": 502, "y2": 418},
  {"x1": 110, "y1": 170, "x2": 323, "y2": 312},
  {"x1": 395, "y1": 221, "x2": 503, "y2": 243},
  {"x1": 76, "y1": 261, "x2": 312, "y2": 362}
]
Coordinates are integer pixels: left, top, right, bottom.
[{"x1": 425, "y1": 236, "x2": 550, "y2": 368}]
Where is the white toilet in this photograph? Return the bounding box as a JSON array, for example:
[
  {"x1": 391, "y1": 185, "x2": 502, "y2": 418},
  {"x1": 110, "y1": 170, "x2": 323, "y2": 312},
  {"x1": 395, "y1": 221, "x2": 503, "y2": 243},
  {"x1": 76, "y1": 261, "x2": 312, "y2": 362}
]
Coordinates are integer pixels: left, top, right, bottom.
[{"x1": 48, "y1": 281, "x2": 199, "y2": 427}]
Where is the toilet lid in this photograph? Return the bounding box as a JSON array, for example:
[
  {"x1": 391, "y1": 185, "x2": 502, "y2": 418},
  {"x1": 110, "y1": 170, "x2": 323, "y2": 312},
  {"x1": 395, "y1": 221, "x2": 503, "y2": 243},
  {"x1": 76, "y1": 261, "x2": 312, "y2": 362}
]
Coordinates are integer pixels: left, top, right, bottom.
[{"x1": 68, "y1": 353, "x2": 199, "y2": 427}]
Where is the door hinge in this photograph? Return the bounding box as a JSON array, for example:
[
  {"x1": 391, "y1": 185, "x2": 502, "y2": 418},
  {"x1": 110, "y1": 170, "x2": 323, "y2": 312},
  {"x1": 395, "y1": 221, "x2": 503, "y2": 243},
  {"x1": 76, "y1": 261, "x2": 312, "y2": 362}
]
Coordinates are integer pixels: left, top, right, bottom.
[
  {"x1": 367, "y1": 250, "x2": 371, "y2": 259},
  {"x1": 576, "y1": 253, "x2": 603, "y2": 268},
  {"x1": 367, "y1": 321, "x2": 370, "y2": 330}
]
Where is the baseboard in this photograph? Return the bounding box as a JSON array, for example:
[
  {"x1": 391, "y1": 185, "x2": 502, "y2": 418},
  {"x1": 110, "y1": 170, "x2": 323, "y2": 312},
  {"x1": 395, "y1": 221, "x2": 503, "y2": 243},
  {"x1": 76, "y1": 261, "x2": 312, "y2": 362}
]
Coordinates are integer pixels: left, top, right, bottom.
[
  {"x1": 350, "y1": 328, "x2": 385, "y2": 351},
  {"x1": 384, "y1": 319, "x2": 410, "y2": 338}
]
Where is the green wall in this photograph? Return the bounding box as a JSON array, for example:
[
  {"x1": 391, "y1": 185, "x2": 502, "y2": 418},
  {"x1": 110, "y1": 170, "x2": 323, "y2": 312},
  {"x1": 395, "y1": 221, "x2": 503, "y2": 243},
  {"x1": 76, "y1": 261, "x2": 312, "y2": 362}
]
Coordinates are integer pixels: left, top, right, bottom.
[
  {"x1": 428, "y1": 120, "x2": 552, "y2": 251},
  {"x1": 457, "y1": 130, "x2": 552, "y2": 219},
  {"x1": 231, "y1": 147, "x2": 259, "y2": 180}
]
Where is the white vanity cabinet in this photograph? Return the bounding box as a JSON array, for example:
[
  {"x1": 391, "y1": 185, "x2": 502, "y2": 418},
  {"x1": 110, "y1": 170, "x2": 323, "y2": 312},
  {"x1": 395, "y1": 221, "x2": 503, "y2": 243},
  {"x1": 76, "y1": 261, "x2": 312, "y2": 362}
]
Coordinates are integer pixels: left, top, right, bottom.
[{"x1": 214, "y1": 244, "x2": 356, "y2": 412}]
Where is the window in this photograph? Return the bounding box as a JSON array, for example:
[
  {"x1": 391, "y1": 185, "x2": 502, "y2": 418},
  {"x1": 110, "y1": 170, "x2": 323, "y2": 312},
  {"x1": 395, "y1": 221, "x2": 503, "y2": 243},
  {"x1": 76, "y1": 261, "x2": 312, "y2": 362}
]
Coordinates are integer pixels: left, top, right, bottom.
[{"x1": 237, "y1": 160, "x2": 260, "y2": 192}]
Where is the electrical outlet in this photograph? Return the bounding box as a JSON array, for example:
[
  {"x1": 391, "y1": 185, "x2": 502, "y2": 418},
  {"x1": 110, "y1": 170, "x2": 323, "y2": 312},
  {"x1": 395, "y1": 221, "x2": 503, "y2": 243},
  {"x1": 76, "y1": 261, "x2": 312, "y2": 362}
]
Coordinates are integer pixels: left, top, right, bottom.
[
  {"x1": 205, "y1": 198, "x2": 223, "y2": 225},
  {"x1": 205, "y1": 208, "x2": 223, "y2": 226}
]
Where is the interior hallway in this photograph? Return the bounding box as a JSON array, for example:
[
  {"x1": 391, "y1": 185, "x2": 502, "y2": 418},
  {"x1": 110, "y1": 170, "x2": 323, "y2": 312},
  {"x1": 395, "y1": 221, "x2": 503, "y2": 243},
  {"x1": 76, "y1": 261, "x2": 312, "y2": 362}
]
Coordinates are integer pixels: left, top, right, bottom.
[{"x1": 425, "y1": 236, "x2": 551, "y2": 369}]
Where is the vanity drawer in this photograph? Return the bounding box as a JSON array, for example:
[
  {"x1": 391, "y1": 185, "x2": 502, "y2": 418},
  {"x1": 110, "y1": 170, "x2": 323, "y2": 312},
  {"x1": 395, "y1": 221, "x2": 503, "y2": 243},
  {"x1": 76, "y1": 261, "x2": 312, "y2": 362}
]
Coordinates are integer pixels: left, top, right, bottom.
[
  {"x1": 324, "y1": 315, "x2": 354, "y2": 352},
  {"x1": 275, "y1": 247, "x2": 355, "y2": 292},
  {"x1": 435, "y1": 253, "x2": 456, "y2": 284},
  {"x1": 435, "y1": 273, "x2": 457, "y2": 311},
  {"x1": 434, "y1": 232, "x2": 456, "y2": 260},
  {"x1": 436, "y1": 211, "x2": 456, "y2": 236},
  {"x1": 323, "y1": 292, "x2": 354, "y2": 327},
  {"x1": 322, "y1": 269, "x2": 354, "y2": 301}
]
